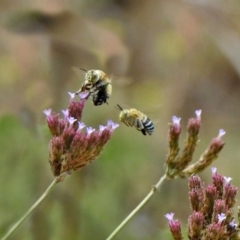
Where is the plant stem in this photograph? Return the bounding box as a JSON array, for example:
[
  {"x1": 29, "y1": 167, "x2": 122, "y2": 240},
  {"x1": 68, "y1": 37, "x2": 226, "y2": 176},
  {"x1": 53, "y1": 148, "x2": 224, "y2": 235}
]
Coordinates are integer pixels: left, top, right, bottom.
[
  {"x1": 106, "y1": 174, "x2": 167, "y2": 240},
  {"x1": 1, "y1": 178, "x2": 58, "y2": 240}
]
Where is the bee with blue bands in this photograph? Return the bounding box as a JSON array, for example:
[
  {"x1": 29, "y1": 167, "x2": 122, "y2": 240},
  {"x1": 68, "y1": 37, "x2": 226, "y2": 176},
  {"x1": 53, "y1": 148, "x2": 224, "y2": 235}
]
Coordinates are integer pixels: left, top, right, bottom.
[{"x1": 117, "y1": 104, "x2": 154, "y2": 136}]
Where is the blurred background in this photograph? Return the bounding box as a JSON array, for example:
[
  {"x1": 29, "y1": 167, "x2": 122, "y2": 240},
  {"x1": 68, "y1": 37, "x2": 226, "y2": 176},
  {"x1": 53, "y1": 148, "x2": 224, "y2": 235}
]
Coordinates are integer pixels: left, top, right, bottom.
[{"x1": 1, "y1": 0, "x2": 240, "y2": 239}]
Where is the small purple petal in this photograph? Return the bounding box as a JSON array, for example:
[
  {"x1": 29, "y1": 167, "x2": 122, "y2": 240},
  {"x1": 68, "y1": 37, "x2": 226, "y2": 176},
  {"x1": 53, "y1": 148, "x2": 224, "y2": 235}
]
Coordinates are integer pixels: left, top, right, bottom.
[
  {"x1": 68, "y1": 92, "x2": 75, "y2": 101},
  {"x1": 195, "y1": 109, "x2": 202, "y2": 120},
  {"x1": 43, "y1": 108, "x2": 52, "y2": 117},
  {"x1": 217, "y1": 213, "x2": 226, "y2": 223},
  {"x1": 78, "y1": 91, "x2": 90, "y2": 100},
  {"x1": 99, "y1": 125, "x2": 107, "y2": 132},
  {"x1": 211, "y1": 167, "x2": 217, "y2": 176},
  {"x1": 86, "y1": 127, "x2": 95, "y2": 135},
  {"x1": 62, "y1": 109, "x2": 69, "y2": 120},
  {"x1": 172, "y1": 116, "x2": 181, "y2": 127},
  {"x1": 68, "y1": 117, "x2": 77, "y2": 126},
  {"x1": 223, "y1": 176, "x2": 233, "y2": 184},
  {"x1": 107, "y1": 120, "x2": 119, "y2": 130},
  {"x1": 229, "y1": 220, "x2": 237, "y2": 228},
  {"x1": 165, "y1": 213, "x2": 175, "y2": 221},
  {"x1": 218, "y1": 129, "x2": 226, "y2": 138},
  {"x1": 77, "y1": 122, "x2": 85, "y2": 131}
]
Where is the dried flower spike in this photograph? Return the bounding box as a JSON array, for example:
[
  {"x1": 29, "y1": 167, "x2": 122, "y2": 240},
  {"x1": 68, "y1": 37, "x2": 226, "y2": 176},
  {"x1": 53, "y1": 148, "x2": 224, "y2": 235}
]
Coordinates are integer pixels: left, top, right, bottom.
[
  {"x1": 165, "y1": 110, "x2": 202, "y2": 178},
  {"x1": 187, "y1": 211, "x2": 204, "y2": 239},
  {"x1": 168, "y1": 169, "x2": 239, "y2": 239},
  {"x1": 165, "y1": 116, "x2": 181, "y2": 178},
  {"x1": 44, "y1": 93, "x2": 118, "y2": 178},
  {"x1": 176, "y1": 110, "x2": 201, "y2": 172},
  {"x1": 165, "y1": 213, "x2": 183, "y2": 240},
  {"x1": 188, "y1": 175, "x2": 204, "y2": 212},
  {"x1": 181, "y1": 129, "x2": 225, "y2": 176}
]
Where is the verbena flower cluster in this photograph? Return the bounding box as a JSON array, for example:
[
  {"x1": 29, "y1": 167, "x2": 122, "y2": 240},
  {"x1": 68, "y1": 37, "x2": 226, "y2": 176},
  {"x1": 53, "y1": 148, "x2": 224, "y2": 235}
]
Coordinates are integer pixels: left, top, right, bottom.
[
  {"x1": 43, "y1": 92, "x2": 118, "y2": 178},
  {"x1": 165, "y1": 168, "x2": 239, "y2": 239},
  {"x1": 165, "y1": 110, "x2": 225, "y2": 179}
]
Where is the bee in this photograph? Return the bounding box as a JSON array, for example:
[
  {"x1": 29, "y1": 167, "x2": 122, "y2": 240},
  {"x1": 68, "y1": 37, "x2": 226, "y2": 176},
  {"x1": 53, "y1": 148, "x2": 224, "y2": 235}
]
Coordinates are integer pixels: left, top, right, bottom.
[
  {"x1": 75, "y1": 68, "x2": 112, "y2": 106},
  {"x1": 92, "y1": 83, "x2": 112, "y2": 106},
  {"x1": 117, "y1": 104, "x2": 154, "y2": 136}
]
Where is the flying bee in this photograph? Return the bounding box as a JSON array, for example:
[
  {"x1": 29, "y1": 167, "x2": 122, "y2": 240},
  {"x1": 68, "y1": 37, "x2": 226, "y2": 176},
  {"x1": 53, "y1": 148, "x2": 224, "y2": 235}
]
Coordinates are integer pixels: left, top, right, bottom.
[
  {"x1": 75, "y1": 68, "x2": 112, "y2": 106},
  {"x1": 117, "y1": 104, "x2": 154, "y2": 136}
]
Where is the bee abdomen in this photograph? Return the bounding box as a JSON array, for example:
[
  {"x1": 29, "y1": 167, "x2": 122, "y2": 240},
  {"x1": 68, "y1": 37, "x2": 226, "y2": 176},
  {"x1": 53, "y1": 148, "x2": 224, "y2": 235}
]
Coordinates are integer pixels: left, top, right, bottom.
[
  {"x1": 92, "y1": 84, "x2": 111, "y2": 106},
  {"x1": 143, "y1": 118, "x2": 154, "y2": 135},
  {"x1": 92, "y1": 92, "x2": 110, "y2": 105}
]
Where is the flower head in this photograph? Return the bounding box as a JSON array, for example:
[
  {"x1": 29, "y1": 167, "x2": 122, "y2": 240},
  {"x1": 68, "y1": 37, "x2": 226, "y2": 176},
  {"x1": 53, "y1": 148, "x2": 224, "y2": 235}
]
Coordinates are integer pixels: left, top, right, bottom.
[{"x1": 45, "y1": 92, "x2": 118, "y2": 178}]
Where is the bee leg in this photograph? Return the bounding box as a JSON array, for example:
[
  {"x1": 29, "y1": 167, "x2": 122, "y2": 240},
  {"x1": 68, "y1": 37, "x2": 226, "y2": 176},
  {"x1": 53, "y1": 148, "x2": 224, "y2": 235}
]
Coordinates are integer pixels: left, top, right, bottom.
[
  {"x1": 141, "y1": 129, "x2": 147, "y2": 135},
  {"x1": 135, "y1": 119, "x2": 146, "y2": 136},
  {"x1": 122, "y1": 120, "x2": 130, "y2": 127},
  {"x1": 75, "y1": 89, "x2": 81, "y2": 95}
]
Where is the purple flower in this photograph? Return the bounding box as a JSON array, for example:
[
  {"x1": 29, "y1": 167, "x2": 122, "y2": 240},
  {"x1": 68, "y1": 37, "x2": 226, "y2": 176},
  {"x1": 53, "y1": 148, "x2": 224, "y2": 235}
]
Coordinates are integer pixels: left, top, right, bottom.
[
  {"x1": 43, "y1": 108, "x2": 52, "y2": 118},
  {"x1": 107, "y1": 120, "x2": 119, "y2": 131},
  {"x1": 211, "y1": 167, "x2": 217, "y2": 176},
  {"x1": 172, "y1": 116, "x2": 181, "y2": 128},
  {"x1": 77, "y1": 122, "x2": 85, "y2": 131},
  {"x1": 86, "y1": 127, "x2": 95, "y2": 136},
  {"x1": 223, "y1": 176, "x2": 233, "y2": 185},
  {"x1": 217, "y1": 213, "x2": 226, "y2": 223},
  {"x1": 46, "y1": 92, "x2": 118, "y2": 178},
  {"x1": 62, "y1": 109, "x2": 69, "y2": 120},
  {"x1": 99, "y1": 125, "x2": 107, "y2": 132},
  {"x1": 67, "y1": 117, "x2": 77, "y2": 126},
  {"x1": 170, "y1": 116, "x2": 181, "y2": 136},
  {"x1": 195, "y1": 109, "x2": 202, "y2": 120},
  {"x1": 228, "y1": 220, "x2": 237, "y2": 229},
  {"x1": 218, "y1": 129, "x2": 226, "y2": 139},
  {"x1": 165, "y1": 213, "x2": 175, "y2": 221},
  {"x1": 78, "y1": 91, "x2": 89, "y2": 100},
  {"x1": 68, "y1": 92, "x2": 75, "y2": 101}
]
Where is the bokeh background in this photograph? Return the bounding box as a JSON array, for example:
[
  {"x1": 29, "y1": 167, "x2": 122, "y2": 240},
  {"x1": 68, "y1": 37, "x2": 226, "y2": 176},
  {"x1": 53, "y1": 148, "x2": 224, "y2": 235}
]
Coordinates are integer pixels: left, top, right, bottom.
[{"x1": 1, "y1": 0, "x2": 240, "y2": 239}]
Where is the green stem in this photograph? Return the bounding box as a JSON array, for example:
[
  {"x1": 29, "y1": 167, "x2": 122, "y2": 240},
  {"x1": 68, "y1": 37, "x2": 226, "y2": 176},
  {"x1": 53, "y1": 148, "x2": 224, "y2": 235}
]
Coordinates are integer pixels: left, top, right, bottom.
[
  {"x1": 1, "y1": 178, "x2": 58, "y2": 240},
  {"x1": 106, "y1": 174, "x2": 167, "y2": 240}
]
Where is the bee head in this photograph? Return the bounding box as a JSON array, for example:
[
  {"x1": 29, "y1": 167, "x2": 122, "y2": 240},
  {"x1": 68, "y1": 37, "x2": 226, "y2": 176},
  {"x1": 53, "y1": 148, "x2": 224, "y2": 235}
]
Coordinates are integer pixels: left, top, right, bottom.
[
  {"x1": 79, "y1": 68, "x2": 94, "y2": 82},
  {"x1": 85, "y1": 70, "x2": 102, "y2": 83},
  {"x1": 117, "y1": 104, "x2": 129, "y2": 120}
]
